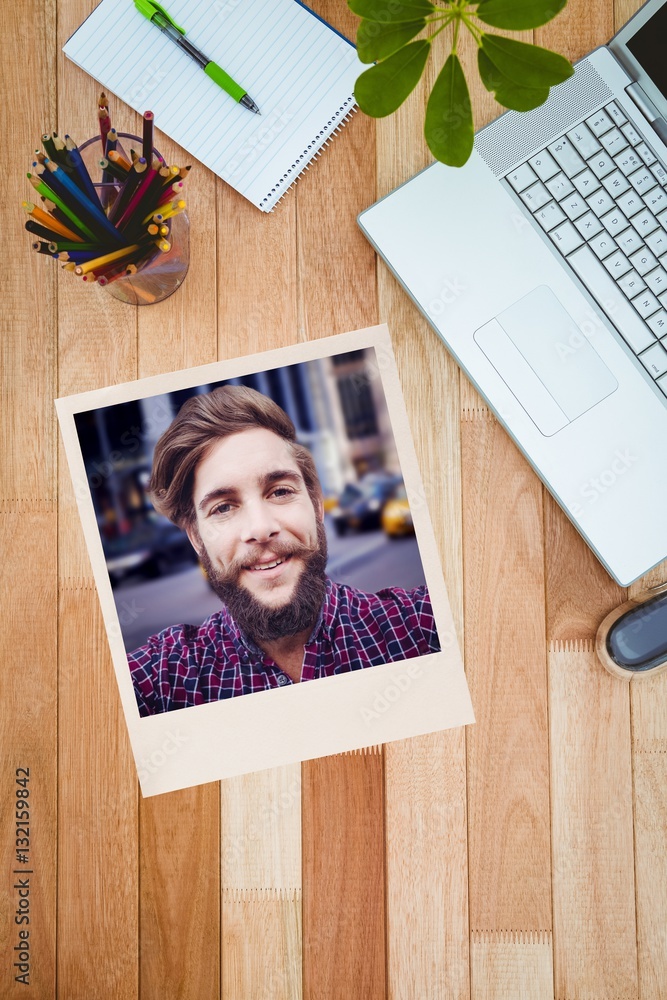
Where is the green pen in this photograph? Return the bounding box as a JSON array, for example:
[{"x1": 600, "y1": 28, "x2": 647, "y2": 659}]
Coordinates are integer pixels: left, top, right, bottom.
[{"x1": 134, "y1": 0, "x2": 261, "y2": 114}]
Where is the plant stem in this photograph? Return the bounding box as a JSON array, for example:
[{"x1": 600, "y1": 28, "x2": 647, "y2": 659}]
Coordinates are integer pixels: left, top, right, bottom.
[
  {"x1": 427, "y1": 13, "x2": 457, "y2": 40},
  {"x1": 459, "y1": 8, "x2": 484, "y2": 44}
]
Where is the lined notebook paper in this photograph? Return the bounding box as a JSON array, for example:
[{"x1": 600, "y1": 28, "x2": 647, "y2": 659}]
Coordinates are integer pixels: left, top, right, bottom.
[{"x1": 64, "y1": 0, "x2": 362, "y2": 211}]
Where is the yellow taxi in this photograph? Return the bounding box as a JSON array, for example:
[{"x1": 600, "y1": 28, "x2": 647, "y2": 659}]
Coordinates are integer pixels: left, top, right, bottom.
[{"x1": 381, "y1": 483, "x2": 414, "y2": 537}]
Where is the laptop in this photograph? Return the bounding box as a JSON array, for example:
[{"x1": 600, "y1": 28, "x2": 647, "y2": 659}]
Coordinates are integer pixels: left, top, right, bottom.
[{"x1": 358, "y1": 0, "x2": 667, "y2": 586}]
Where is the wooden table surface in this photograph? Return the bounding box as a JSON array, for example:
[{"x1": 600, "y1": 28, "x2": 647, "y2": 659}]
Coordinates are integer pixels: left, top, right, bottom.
[{"x1": 3, "y1": 0, "x2": 667, "y2": 997}]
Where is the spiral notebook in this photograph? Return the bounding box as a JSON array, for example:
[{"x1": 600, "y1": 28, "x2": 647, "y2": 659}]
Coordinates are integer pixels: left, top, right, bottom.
[{"x1": 64, "y1": 0, "x2": 362, "y2": 212}]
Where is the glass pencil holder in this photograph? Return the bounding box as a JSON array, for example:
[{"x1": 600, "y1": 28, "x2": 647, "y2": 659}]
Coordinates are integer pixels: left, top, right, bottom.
[{"x1": 77, "y1": 133, "x2": 190, "y2": 306}]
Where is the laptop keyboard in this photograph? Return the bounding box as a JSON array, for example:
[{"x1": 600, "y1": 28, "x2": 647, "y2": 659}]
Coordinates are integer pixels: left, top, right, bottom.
[{"x1": 505, "y1": 100, "x2": 667, "y2": 398}]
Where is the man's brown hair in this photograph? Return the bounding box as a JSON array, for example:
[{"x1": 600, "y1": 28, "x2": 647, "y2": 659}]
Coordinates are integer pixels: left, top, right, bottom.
[{"x1": 148, "y1": 384, "x2": 321, "y2": 529}]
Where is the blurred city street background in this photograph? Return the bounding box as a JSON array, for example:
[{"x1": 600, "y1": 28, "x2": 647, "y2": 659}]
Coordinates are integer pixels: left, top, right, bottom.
[{"x1": 74, "y1": 348, "x2": 429, "y2": 652}]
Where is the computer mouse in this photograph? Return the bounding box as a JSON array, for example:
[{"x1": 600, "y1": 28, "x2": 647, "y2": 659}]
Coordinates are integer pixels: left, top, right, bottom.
[{"x1": 596, "y1": 581, "x2": 667, "y2": 680}]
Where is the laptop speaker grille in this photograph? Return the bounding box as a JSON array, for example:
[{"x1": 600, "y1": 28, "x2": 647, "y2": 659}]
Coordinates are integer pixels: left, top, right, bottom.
[{"x1": 475, "y1": 61, "x2": 613, "y2": 177}]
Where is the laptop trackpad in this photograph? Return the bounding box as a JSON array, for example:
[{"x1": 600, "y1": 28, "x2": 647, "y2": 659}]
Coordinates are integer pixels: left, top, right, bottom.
[{"x1": 474, "y1": 285, "x2": 618, "y2": 436}]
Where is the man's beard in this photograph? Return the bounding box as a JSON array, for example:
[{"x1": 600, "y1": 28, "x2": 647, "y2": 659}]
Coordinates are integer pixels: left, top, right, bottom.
[{"x1": 199, "y1": 520, "x2": 328, "y2": 645}]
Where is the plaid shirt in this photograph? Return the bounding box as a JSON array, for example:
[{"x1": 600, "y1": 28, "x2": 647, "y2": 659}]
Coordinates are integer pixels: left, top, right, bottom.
[{"x1": 129, "y1": 578, "x2": 440, "y2": 717}]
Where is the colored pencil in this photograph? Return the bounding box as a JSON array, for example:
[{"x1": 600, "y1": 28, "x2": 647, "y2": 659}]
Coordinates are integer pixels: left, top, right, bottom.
[
  {"x1": 142, "y1": 111, "x2": 154, "y2": 163},
  {"x1": 23, "y1": 102, "x2": 190, "y2": 291},
  {"x1": 23, "y1": 201, "x2": 85, "y2": 242},
  {"x1": 64, "y1": 136, "x2": 101, "y2": 204},
  {"x1": 107, "y1": 158, "x2": 147, "y2": 225}
]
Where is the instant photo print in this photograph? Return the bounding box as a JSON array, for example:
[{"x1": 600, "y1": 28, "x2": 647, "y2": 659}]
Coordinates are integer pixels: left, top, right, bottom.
[{"x1": 56, "y1": 325, "x2": 474, "y2": 796}]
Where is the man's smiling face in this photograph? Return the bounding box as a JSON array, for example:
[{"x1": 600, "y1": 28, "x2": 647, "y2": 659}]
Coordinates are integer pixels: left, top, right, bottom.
[{"x1": 187, "y1": 427, "x2": 325, "y2": 618}]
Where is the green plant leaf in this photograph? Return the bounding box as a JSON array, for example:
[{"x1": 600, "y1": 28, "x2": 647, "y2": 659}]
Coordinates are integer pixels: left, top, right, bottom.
[
  {"x1": 481, "y1": 34, "x2": 573, "y2": 88},
  {"x1": 357, "y1": 18, "x2": 426, "y2": 63},
  {"x1": 356, "y1": 40, "x2": 431, "y2": 116},
  {"x1": 475, "y1": 0, "x2": 566, "y2": 30},
  {"x1": 425, "y1": 53, "x2": 474, "y2": 167},
  {"x1": 348, "y1": 0, "x2": 435, "y2": 22},
  {"x1": 478, "y1": 49, "x2": 549, "y2": 110}
]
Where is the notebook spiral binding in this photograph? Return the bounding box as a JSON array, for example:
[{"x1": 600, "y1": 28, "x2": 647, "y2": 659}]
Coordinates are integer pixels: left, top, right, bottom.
[{"x1": 262, "y1": 98, "x2": 358, "y2": 211}]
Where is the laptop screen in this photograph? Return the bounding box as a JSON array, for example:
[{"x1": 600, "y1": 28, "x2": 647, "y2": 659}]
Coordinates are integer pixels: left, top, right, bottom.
[{"x1": 625, "y1": 3, "x2": 667, "y2": 99}]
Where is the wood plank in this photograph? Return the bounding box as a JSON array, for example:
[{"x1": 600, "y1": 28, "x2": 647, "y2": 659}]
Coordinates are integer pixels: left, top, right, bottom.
[
  {"x1": 0, "y1": 515, "x2": 57, "y2": 999},
  {"x1": 221, "y1": 765, "x2": 302, "y2": 999},
  {"x1": 375, "y1": 20, "x2": 470, "y2": 1000},
  {"x1": 223, "y1": 892, "x2": 301, "y2": 1000},
  {"x1": 297, "y1": 7, "x2": 385, "y2": 1000},
  {"x1": 1, "y1": 0, "x2": 57, "y2": 507},
  {"x1": 549, "y1": 645, "x2": 638, "y2": 998},
  {"x1": 54, "y1": 4, "x2": 141, "y2": 995},
  {"x1": 302, "y1": 749, "x2": 386, "y2": 1000},
  {"x1": 213, "y1": 22, "x2": 303, "y2": 997},
  {"x1": 614, "y1": 0, "x2": 644, "y2": 33},
  {"x1": 1, "y1": 3, "x2": 58, "y2": 996},
  {"x1": 544, "y1": 493, "x2": 625, "y2": 644},
  {"x1": 139, "y1": 787, "x2": 220, "y2": 999},
  {"x1": 385, "y1": 732, "x2": 469, "y2": 1000},
  {"x1": 536, "y1": 0, "x2": 613, "y2": 63},
  {"x1": 471, "y1": 933, "x2": 553, "y2": 1000},
  {"x1": 462, "y1": 413, "x2": 552, "y2": 935},
  {"x1": 632, "y1": 672, "x2": 667, "y2": 999},
  {"x1": 221, "y1": 766, "x2": 301, "y2": 891},
  {"x1": 135, "y1": 125, "x2": 220, "y2": 1000},
  {"x1": 58, "y1": 587, "x2": 138, "y2": 999}
]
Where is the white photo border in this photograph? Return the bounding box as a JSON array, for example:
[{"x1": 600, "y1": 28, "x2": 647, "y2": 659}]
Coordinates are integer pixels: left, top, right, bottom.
[{"x1": 55, "y1": 324, "x2": 474, "y2": 796}]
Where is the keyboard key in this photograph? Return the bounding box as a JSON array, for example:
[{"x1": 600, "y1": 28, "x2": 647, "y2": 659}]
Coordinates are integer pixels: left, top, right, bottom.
[
  {"x1": 629, "y1": 167, "x2": 657, "y2": 194},
  {"x1": 587, "y1": 189, "x2": 616, "y2": 217},
  {"x1": 568, "y1": 245, "x2": 655, "y2": 353},
  {"x1": 589, "y1": 151, "x2": 616, "y2": 179},
  {"x1": 645, "y1": 267, "x2": 667, "y2": 294},
  {"x1": 534, "y1": 201, "x2": 567, "y2": 231},
  {"x1": 572, "y1": 169, "x2": 601, "y2": 197},
  {"x1": 632, "y1": 208, "x2": 659, "y2": 235},
  {"x1": 651, "y1": 163, "x2": 667, "y2": 185},
  {"x1": 657, "y1": 372, "x2": 667, "y2": 395},
  {"x1": 617, "y1": 228, "x2": 643, "y2": 254},
  {"x1": 637, "y1": 141, "x2": 657, "y2": 166},
  {"x1": 528, "y1": 150, "x2": 559, "y2": 182},
  {"x1": 645, "y1": 187, "x2": 667, "y2": 214},
  {"x1": 586, "y1": 108, "x2": 614, "y2": 136},
  {"x1": 657, "y1": 209, "x2": 667, "y2": 228},
  {"x1": 600, "y1": 127, "x2": 628, "y2": 156},
  {"x1": 630, "y1": 247, "x2": 659, "y2": 275},
  {"x1": 588, "y1": 231, "x2": 617, "y2": 259},
  {"x1": 660, "y1": 290, "x2": 667, "y2": 309},
  {"x1": 633, "y1": 290, "x2": 661, "y2": 319},
  {"x1": 548, "y1": 136, "x2": 586, "y2": 177},
  {"x1": 638, "y1": 341, "x2": 667, "y2": 376},
  {"x1": 603, "y1": 250, "x2": 632, "y2": 278},
  {"x1": 549, "y1": 220, "x2": 584, "y2": 255},
  {"x1": 618, "y1": 270, "x2": 646, "y2": 298},
  {"x1": 647, "y1": 310, "x2": 667, "y2": 336},
  {"x1": 546, "y1": 172, "x2": 574, "y2": 200},
  {"x1": 621, "y1": 122, "x2": 642, "y2": 145},
  {"x1": 507, "y1": 163, "x2": 538, "y2": 192},
  {"x1": 601, "y1": 208, "x2": 629, "y2": 236},
  {"x1": 646, "y1": 228, "x2": 667, "y2": 256},
  {"x1": 574, "y1": 211, "x2": 603, "y2": 238},
  {"x1": 616, "y1": 189, "x2": 644, "y2": 217},
  {"x1": 520, "y1": 181, "x2": 551, "y2": 211},
  {"x1": 606, "y1": 101, "x2": 627, "y2": 126},
  {"x1": 567, "y1": 123, "x2": 601, "y2": 159},
  {"x1": 561, "y1": 191, "x2": 589, "y2": 220},
  {"x1": 615, "y1": 148, "x2": 643, "y2": 176},
  {"x1": 602, "y1": 170, "x2": 631, "y2": 197}
]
